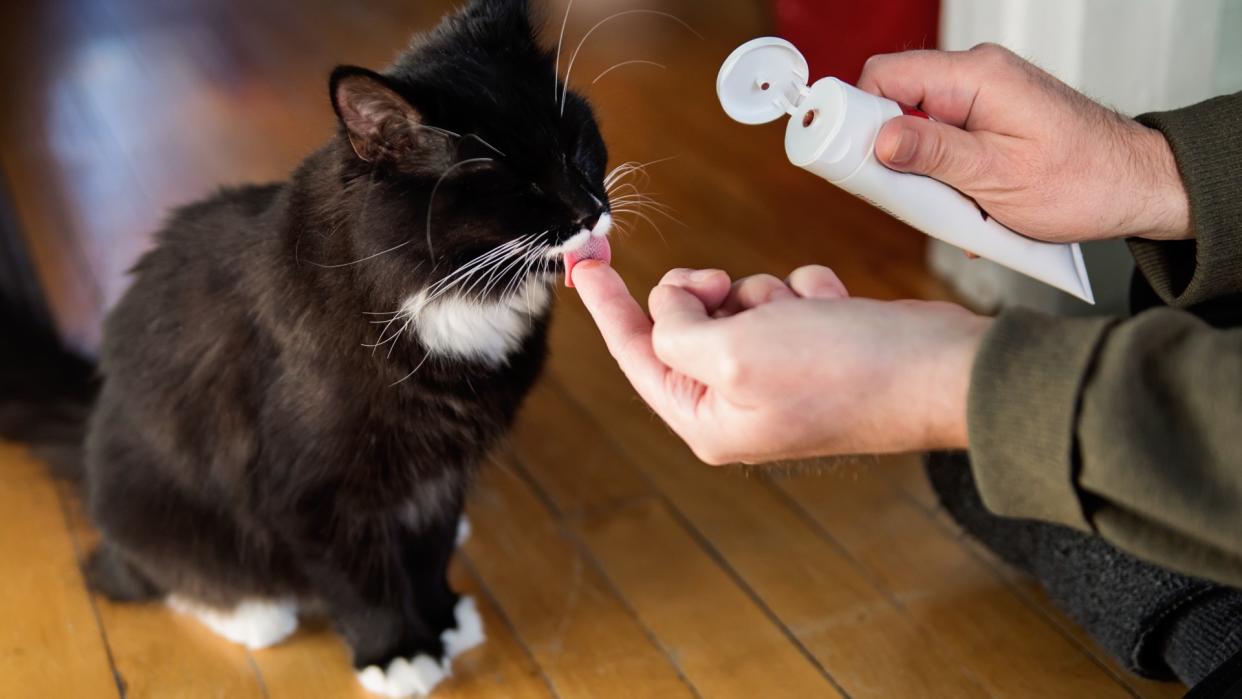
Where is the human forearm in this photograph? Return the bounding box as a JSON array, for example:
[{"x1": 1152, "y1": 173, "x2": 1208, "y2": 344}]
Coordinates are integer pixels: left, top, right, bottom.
[
  {"x1": 1130, "y1": 92, "x2": 1242, "y2": 306},
  {"x1": 968, "y1": 307, "x2": 1242, "y2": 586}
]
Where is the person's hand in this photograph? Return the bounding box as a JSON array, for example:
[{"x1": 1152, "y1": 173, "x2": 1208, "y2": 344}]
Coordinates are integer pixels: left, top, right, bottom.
[
  {"x1": 859, "y1": 43, "x2": 1191, "y2": 242},
  {"x1": 572, "y1": 262, "x2": 991, "y2": 465}
]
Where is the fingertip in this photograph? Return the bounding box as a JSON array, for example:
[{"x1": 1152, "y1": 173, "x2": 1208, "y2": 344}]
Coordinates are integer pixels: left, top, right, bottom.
[
  {"x1": 659, "y1": 268, "x2": 731, "y2": 312},
  {"x1": 875, "y1": 120, "x2": 902, "y2": 164},
  {"x1": 571, "y1": 259, "x2": 615, "y2": 289},
  {"x1": 647, "y1": 281, "x2": 692, "y2": 311},
  {"x1": 648, "y1": 282, "x2": 715, "y2": 327},
  {"x1": 787, "y1": 265, "x2": 850, "y2": 299},
  {"x1": 876, "y1": 117, "x2": 921, "y2": 168}
]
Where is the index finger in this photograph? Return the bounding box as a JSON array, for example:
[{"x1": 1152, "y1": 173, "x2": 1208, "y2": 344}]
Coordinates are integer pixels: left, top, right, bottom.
[
  {"x1": 572, "y1": 261, "x2": 669, "y2": 400},
  {"x1": 857, "y1": 49, "x2": 982, "y2": 127}
]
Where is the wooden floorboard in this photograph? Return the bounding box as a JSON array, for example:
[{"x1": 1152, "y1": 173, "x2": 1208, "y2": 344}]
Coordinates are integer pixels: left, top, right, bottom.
[
  {"x1": 464, "y1": 458, "x2": 697, "y2": 698},
  {"x1": 0, "y1": 445, "x2": 118, "y2": 699},
  {"x1": 0, "y1": 0, "x2": 1188, "y2": 696},
  {"x1": 770, "y1": 460, "x2": 1135, "y2": 698},
  {"x1": 511, "y1": 383, "x2": 840, "y2": 698}
]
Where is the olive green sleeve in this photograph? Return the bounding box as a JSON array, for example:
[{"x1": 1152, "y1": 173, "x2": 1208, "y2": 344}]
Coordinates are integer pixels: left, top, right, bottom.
[
  {"x1": 1128, "y1": 93, "x2": 1242, "y2": 306},
  {"x1": 969, "y1": 308, "x2": 1242, "y2": 587},
  {"x1": 967, "y1": 92, "x2": 1242, "y2": 587}
]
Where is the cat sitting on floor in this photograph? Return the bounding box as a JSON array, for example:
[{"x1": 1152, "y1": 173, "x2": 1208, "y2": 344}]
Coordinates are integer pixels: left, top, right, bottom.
[{"x1": 81, "y1": 1, "x2": 613, "y2": 695}]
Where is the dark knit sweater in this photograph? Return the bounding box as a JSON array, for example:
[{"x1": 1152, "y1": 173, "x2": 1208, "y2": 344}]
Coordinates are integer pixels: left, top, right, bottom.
[{"x1": 967, "y1": 92, "x2": 1242, "y2": 587}]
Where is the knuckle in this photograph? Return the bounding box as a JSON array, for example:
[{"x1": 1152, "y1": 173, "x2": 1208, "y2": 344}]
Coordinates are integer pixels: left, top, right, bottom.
[
  {"x1": 650, "y1": 322, "x2": 677, "y2": 359},
  {"x1": 921, "y1": 131, "x2": 951, "y2": 172},
  {"x1": 747, "y1": 274, "x2": 782, "y2": 290},
  {"x1": 797, "y1": 264, "x2": 833, "y2": 278},
  {"x1": 971, "y1": 42, "x2": 1015, "y2": 69},
  {"x1": 970, "y1": 42, "x2": 1003, "y2": 57},
  {"x1": 659, "y1": 268, "x2": 692, "y2": 286},
  {"x1": 860, "y1": 53, "x2": 889, "y2": 77},
  {"x1": 648, "y1": 283, "x2": 681, "y2": 313}
]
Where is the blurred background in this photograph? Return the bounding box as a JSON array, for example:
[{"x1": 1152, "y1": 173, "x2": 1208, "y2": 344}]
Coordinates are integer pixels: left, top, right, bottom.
[
  {"x1": 0, "y1": 1, "x2": 1236, "y2": 697},
  {"x1": 2, "y1": 0, "x2": 1240, "y2": 355}
]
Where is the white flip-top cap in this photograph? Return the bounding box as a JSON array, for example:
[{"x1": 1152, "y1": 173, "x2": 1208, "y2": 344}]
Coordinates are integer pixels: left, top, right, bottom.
[{"x1": 717, "y1": 37, "x2": 810, "y2": 125}]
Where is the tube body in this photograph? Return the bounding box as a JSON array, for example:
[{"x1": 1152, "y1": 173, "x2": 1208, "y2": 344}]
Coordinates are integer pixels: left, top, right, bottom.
[{"x1": 787, "y1": 78, "x2": 1094, "y2": 303}]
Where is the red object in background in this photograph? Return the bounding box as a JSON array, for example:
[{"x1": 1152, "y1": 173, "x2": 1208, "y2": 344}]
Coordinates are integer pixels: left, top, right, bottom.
[{"x1": 773, "y1": 0, "x2": 941, "y2": 84}]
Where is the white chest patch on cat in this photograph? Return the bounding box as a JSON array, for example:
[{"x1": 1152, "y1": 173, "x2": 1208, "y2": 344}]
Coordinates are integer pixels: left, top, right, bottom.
[{"x1": 405, "y1": 276, "x2": 552, "y2": 366}]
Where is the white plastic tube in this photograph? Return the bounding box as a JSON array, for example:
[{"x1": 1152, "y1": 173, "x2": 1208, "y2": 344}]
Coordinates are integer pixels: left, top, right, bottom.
[{"x1": 718, "y1": 38, "x2": 1094, "y2": 304}]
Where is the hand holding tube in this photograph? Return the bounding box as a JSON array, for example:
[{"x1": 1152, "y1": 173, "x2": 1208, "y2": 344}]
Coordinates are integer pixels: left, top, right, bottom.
[{"x1": 861, "y1": 43, "x2": 1191, "y2": 244}]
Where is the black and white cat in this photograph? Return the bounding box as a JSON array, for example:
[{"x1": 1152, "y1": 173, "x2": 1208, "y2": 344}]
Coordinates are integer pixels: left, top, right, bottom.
[{"x1": 82, "y1": 1, "x2": 612, "y2": 695}]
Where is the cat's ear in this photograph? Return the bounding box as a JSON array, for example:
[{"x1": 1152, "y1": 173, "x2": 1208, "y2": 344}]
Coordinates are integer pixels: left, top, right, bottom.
[{"x1": 330, "y1": 67, "x2": 426, "y2": 164}]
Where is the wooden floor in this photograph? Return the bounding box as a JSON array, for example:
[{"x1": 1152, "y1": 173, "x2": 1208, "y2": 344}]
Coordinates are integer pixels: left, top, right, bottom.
[{"x1": 0, "y1": 0, "x2": 1186, "y2": 697}]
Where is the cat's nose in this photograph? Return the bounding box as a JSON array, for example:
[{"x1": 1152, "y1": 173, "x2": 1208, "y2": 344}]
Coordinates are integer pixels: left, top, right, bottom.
[
  {"x1": 584, "y1": 212, "x2": 613, "y2": 237},
  {"x1": 578, "y1": 213, "x2": 602, "y2": 232}
]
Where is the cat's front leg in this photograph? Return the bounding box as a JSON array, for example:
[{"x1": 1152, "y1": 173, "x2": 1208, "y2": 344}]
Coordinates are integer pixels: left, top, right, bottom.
[
  {"x1": 400, "y1": 512, "x2": 485, "y2": 663},
  {"x1": 294, "y1": 521, "x2": 453, "y2": 698}
]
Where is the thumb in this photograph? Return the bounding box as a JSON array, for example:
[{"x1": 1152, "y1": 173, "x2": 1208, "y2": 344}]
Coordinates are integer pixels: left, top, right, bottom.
[{"x1": 875, "y1": 116, "x2": 988, "y2": 190}]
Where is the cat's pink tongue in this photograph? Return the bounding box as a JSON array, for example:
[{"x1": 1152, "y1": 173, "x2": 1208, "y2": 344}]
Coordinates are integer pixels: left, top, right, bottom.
[{"x1": 565, "y1": 236, "x2": 612, "y2": 288}]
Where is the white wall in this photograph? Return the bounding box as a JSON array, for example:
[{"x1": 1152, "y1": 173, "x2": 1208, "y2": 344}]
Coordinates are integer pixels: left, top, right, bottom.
[{"x1": 934, "y1": 0, "x2": 1242, "y2": 314}]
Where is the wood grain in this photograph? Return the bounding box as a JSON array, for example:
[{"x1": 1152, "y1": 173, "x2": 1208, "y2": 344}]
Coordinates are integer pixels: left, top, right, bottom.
[
  {"x1": 771, "y1": 457, "x2": 1136, "y2": 698},
  {"x1": 0, "y1": 0, "x2": 1187, "y2": 696},
  {"x1": 0, "y1": 444, "x2": 117, "y2": 699},
  {"x1": 58, "y1": 483, "x2": 267, "y2": 699},
  {"x1": 464, "y1": 457, "x2": 696, "y2": 699}
]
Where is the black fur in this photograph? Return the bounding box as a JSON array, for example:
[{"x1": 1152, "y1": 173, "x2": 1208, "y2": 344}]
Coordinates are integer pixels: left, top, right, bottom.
[{"x1": 77, "y1": 0, "x2": 608, "y2": 674}]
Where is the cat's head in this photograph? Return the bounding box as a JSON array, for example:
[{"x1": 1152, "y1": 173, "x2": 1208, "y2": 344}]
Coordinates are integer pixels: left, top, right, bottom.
[{"x1": 326, "y1": 0, "x2": 611, "y2": 306}]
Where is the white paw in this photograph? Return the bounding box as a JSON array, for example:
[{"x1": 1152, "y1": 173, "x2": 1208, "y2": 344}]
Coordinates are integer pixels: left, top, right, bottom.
[
  {"x1": 168, "y1": 596, "x2": 298, "y2": 650},
  {"x1": 357, "y1": 654, "x2": 449, "y2": 698},
  {"x1": 455, "y1": 516, "x2": 472, "y2": 547},
  {"x1": 441, "y1": 596, "x2": 485, "y2": 659}
]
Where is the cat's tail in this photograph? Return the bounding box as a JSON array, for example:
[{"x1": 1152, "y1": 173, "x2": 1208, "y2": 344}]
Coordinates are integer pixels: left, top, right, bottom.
[{"x1": 0, "y1": 313, "x2": 97, "y2": 482}]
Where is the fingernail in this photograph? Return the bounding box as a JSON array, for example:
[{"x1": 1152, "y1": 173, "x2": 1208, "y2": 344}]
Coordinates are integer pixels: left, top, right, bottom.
[
  {"x1": 765, "y1": 286, "x2": 796, "y2": 303},
  {"x1": 811, "y1": 284, "x2": 846, "y2": 299},
  {"x1": 690, "y1": 269, "x2": 722, "y2": 283},
  {"x1": 889, "y1": 127, "x2": 919, "y2": 165}
]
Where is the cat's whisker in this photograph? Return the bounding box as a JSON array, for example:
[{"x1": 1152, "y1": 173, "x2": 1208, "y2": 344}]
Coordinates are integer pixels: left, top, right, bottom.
[
  {"x1": 384, "y1": 234, "x2": 548, "y2": 374},
  {"x1": 458, "y1": 133, "x2": 506, "y2": 158},
  {"x1": 605, "y1": 156, "x2": 678, "y2": 195},
  {"x1": 497, "y1": 245, "x2": 549, "y2": 299},
  {"x1": 591, "y1": 60, "x2": 666, "y2": 85},
  {"x1": 307, "y1": 240, "x2": 413, "y2": 269},
  {"x1": 476, "y1": 241, "x2": 543, "y2": 301},
  {"x1": 430, "y1": 236, "x2": 540, "y2": 306},
  {"x1": 560, "y1": 10, "x2": 702, "y2": 115},
  {"x1": 369, "y1": 312, "x2": 412, "y2": 352},
  {"x1": 501, "y1": 251, "x2": 541, "y2": 303},
  {"x1": 371, "y1": 235, "x2": 536, "y2": 353},
  {"x1": 311, "y1": 167, "x2": 431, "y2": 269},
  {"x1": 614, "y1": 200, "x2": 682, "y2": 223},
  {"x1": 427, "y1": 236, "x2": 527, "y2": 290},
  {"x1": 422, "y1": 233, "x2": 534, "y2": 298},
  {"x1": 604, "y1": 161, "x2": 643, "y2": 188},
  {"x1": 612, "y1": 207, "x2": 667, "y2": 239},
  {"x1": 425, "y1": 157, "x2": 495, "y2": 261},
  {"x1": 607, "y1": 181, "x2": 642, "y2": 197},
  {"x1": 390, "y1": 352, "x2": 432, "y2": 388},
  {"x1": 554, "y1": 0, "x2": 575, "y2": 103},
  {"x1": 490, "y1": 249, "x2": 537, "y2": 300},
  {"x1": 418, "y1": 124, "x2": 463, "y2": 140},
  {"x1": 451, "y1": 238, "x2": 536, "y2": 295}
]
